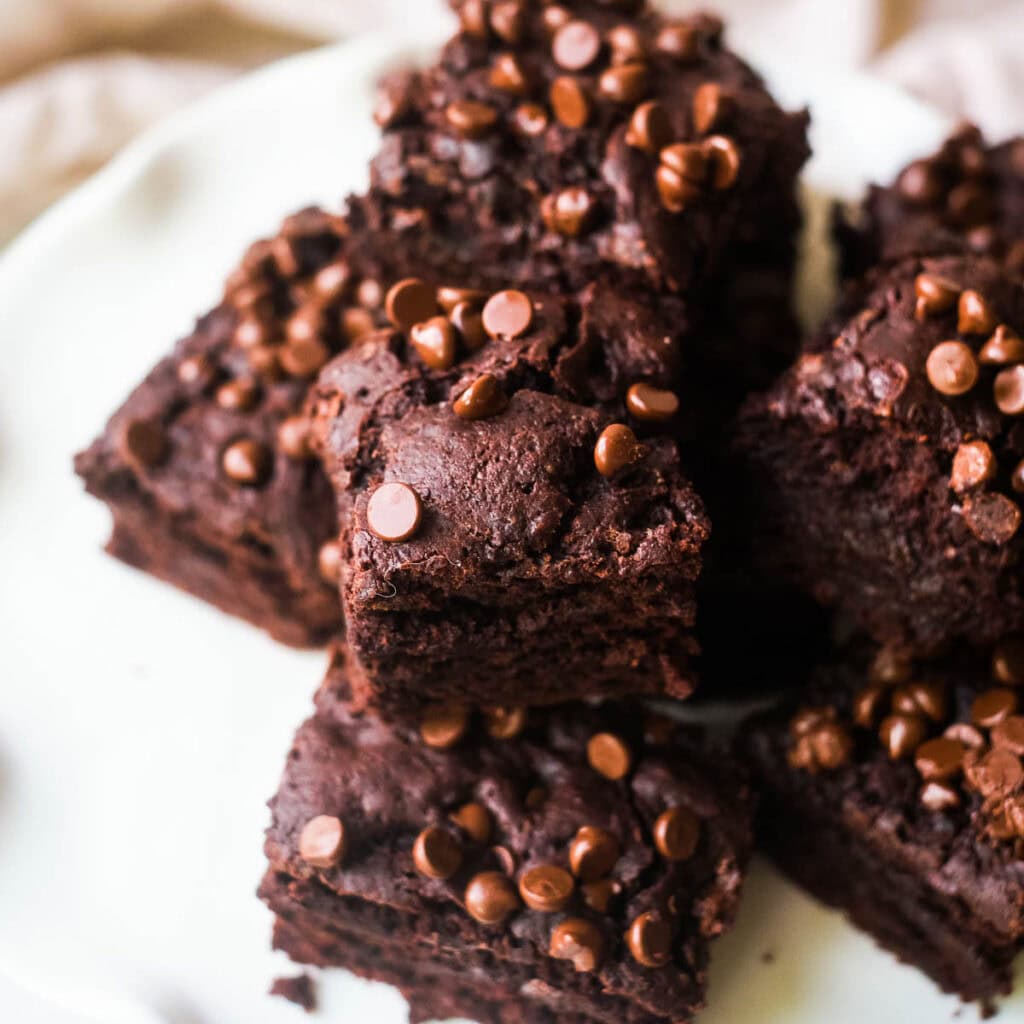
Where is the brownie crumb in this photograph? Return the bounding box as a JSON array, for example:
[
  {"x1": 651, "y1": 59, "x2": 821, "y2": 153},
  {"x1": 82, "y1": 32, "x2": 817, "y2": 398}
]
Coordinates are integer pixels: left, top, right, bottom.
[{"x1": 269, "y1": 973, "x2": 317, "y2": 1012}]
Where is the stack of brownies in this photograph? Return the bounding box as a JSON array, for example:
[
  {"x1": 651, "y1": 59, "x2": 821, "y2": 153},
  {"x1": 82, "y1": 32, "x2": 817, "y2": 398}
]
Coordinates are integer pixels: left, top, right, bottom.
[{"x1": 73, "y1": 0, "x2": 1024, "y2": 1019}]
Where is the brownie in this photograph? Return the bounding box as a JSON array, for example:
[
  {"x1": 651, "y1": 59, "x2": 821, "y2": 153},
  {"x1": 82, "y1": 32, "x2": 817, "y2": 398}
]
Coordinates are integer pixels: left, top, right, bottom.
[
  {"x1": 349, "y1": 2, "x2": 809, "y2": 376},
  {"x1": 74, "y1": 208, "x2": 391, "y2": 646},
  {"x1": 743, "y1": 640, "x2": 1024, "y2": 1003},
  {"x1": 261, "y1": 656, "x2": 754, "y2": 1024},
  {"x1": 735, "y1": 251, "x2": 1024, "y2": 657},
  {"x1": 840, "y1": 125, "x2": 1024, "y2": 279},
  {"x1": 305, "y1": 281, "x2": 709, "y2": 714}
]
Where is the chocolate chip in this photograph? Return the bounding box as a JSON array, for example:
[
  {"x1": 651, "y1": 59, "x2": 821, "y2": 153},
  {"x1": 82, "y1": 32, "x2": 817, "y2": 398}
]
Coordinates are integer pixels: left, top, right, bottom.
[
  {"x1": 177, "y1": 353, "x2": 214, "y2": 388},
  {"x1": 979, "y1": 325, "x2": 1024, "y2": 365},
  {"x1": 966, "y1": 747, "x2": 1024, "y2": 798},
  {"x1": 465, "y1": 871, "x2": 520, "y2": 925},
  {"x1": 490, "y1": 1, "x2": 524, "y2": 43},
  {"x1": 913, "y1": 273, "x2": 960, "y2": 318},
  {"x1": 950, "y1": 440, "x2": 996, "y2": 493},
  {"x1": 594, "y1": 424, "x2": 647, "y2": 478},
  {"x1": 247, "y1": 347, "x2": 280, "y2": 380},
  {"x1": 121, "y1": 419, "x2": 169, "y2": 469},
  {"x1": 787, "y1": 710, "x2": 854, "y2": 772},
  {"x1": 995, "y1": 365, "x2": 1024, "y2": 415},
  {"x1": 299, "y1": 815, "x2": 344, "y2": 869},
  {"x1": 624, "y1": 101, "x2": 672, "y2": 153},
  {"x1": 482, "y1": 290, "x2": 533, "y2": 339},
  {"x1": 992, "y1": 716, "x2": 1024, "y2": 755},
  {"x1": 655, "y1": 145, "x2": 705, "y2": 212},
  {"x1": 692, "y1": 82, "x2": 732, "y2": 134},
  {"x1": 454, "y1": 374, "x2": 508, "y2": 421},
  {"x1": 581, "y1": 879, "x2": 618, "y2": 913},
  {"x1": 357, "y1": 278, "x2": 384, "y2": 310},
  {"x1": 958, "y1": 290, "x2": 999, "y2": 335},
  {"x1": 222, "y1": 439, "x2": 271, "y2": 485},
  {"x1": 971, "y1": 688, "x2": 1019, "y2": 728},
  {"x1": 944, "y1": 721, "x2": 987, "y2": 749},
  {"x1": 318, "y1": 540, "x2": 341, "y2": 585},
  {"x1": 653, "y1": 807, "x2": 700, "y2": 861},
  {"x1": 914, "y1": 737, "x2": 965, "y2": 782},
  {"x1": 514, "y1": 102, "x2": 549, "y2": 137},
  {"x1": 553, "y1": 19, "x2": 602, "y2": 70},
  {"x1": 963, "y1": 492, "x2": 1021, "y2": 545},
  {"x1": 891, "y1": 681, "x2": 947, "y2": 723},
  {"x1": 278, "y1": 416, "x2": 312, "y2": 460},
  {"x1": 413, "y1": 826, "x2": 463, "y2": 880},
  {"x1": 550, "y1": 76, "x2": 591, "y2": 129},
  {"x1": 420, "y1": 704, "x2": 468, "y2": 751},
  {"x1": 549, "y1": 918, "x2": 603, "y2": 972},
  {"x1": 541, "y1": 187, "x2": 596, "y2": 237},
  {"x1": 920, "y1": 781, "x2": 960, "y2": 811},
  {"x1": 879, "y1": 713, "x2": 928, "y2": 759},
  {"x1": 626, "y1": 382, "x2": 679, "y2": 422},
  {"x1": 450, "y1": 802, "x2": 492, "y2": 844},
  {"x1": 542, "y1": 4, "x2": 571, "y2": 34},
  {"x1": 490, "y1": 845, "x2": 517, "y2": 877},
  {"x1": 367, "y1": 481, "x2": 422, "y2": 542},
  {"x1": 519, "y1": 864, "x2": 574, "y2": 912},
  {"x1": 853, "y1": 685, "x2": 888, "y2": 728},
  {"x1": 311, "y1": 261, "x2": 351, "y2": 301},
  {"x1": 925, "y1": 340, "x2": 978, "y2": 396},
  {"x1": 586, "y1": 731, "x2": 632, "y2": 779},
  {"x1": 490, "y1": 53, "x2": 529, "y2": 95},
  {"x1": 216, "y1": 377, "x2": 259, "y2": 412},
  {"x1": 656, "y1": 18, "x2": 699, "y2": 59},
  {"x1": 703, "y1": 135, "x2": 741, "y2": 189},
  {"x1": 568, "y1": 825, "x2": 619, "y2": 881},
  {"x1": 446, "y1": 100, "x2": 499, "y2": 140},
  {"x1": 374, "y1": 79, "x2": 411, "y2": 129},
  {"x1": 626, "y1": 911, "x2": 672, "y2": 967},
  {"x1": 410, "y1": 316, "x2": 458, "y2": 370},
  {"x1": 607, "y1": 24, "x2": 645, "y2": 64},
  {"x1": 342, "y1": 307, "x2": 377, "y2": 341},
  {"x1": 286, "y1": 304, "x2": 325, "y2": 346},
  {"x1": 598, "y1": 62, "x2": 649, "y2": 104},
  {"x1": 994, "y1": 637, "x2": 1024, "y2": 686},
  {"x1": 280, "y1": 337, "x2": 330, "y2": 378},
  {"x1": 437, "y1": 287, "x2": 486, "y2": 314},
  {"x1": 385, "y1": 278, "x2": 437, "y2": 331},
  {"x1": 451, "y1": 301, "x2": 488, "y2": 351},
  {"x1": 660, "y1": 142, "x2": 707, "y2": 183},
  {"x1": 948, "y1": 182, "x2": 994, "y2": 226},
  {"x1": 483, "y1": 705, "x2": 526, "y2": 739},
  {"x1": 898, "y1": 160, "x2": 943, "y2": 205}
]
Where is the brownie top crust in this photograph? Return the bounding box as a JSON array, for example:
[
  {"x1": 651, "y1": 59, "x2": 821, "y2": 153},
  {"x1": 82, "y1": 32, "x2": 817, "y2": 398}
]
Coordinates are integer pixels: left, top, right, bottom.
[
  {"x1": 748, "y1": 252, "x2": 1024, "y2": 548},
  {"x1": 306, "y1": 281, "x2": 707, "y2": 611},
  {"x1": 265, "y1": 657, "x2": 753, "y2": 1019},
  {"x1": 853, "y1": 126, "x2": 1024, "y2": 273},
  {"x1": 357, "y1": 0, "x2": 809, "y2": 295},
  {"x1": 745, "y1": 642, "x2": 1024, "y2": 942}
]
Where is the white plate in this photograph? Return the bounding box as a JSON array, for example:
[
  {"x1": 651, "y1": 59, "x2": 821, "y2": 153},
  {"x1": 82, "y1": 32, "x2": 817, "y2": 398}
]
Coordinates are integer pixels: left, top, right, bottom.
[{"x1": 0, "y1": 28, "x2": 1015, "y2": 1024}]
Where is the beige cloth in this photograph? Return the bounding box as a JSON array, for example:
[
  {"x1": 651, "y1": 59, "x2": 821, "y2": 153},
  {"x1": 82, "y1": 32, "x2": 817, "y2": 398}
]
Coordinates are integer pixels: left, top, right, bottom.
[{"x1": 1, "y1": 0, "x2": 1022, "y2": 245}]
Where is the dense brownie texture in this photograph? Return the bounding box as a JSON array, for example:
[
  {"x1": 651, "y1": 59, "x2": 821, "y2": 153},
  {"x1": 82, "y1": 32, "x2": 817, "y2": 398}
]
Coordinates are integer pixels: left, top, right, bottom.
[
  {"x1": 744, "y1": 641, "x2": 1024, "y2": 1002},
  {"x1": 840, "y1": 126, "x2": 1024, "y2": 278},
  {"x1": 262, "y1": 660, "x2": 753, "y2": 1024},
  {"x1": 74, "y1": 208, "x2": 391, "y2": 646},
  {"x1": 307, "y1": 283, "x2": 709, "y2": 714},
  {"x1": 736, "y1": 251, "x2": 1024, "y2": 657},
  {"x1": 351, "y1": 0, "x2": 809, "y2": 405}
]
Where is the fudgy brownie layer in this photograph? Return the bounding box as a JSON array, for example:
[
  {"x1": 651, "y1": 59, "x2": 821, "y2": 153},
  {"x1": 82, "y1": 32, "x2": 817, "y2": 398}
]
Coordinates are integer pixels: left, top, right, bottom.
[
  {"x1": 840, "y1": 125, "x2": 1024, "y2": 279},
  {"x1": 357, "y1": 2, "x2": 809, "y2": 296},
  {"x1": 262, "y1": 666, "x2": 753, "y2": 1024},
  {"x1": 75, "y1": 209, "x2": 391, "y2": 646},
  {"x1": 744, "y1": 645, "x2": 1024, "y2": 1001},
  {"x1": 307, "y1": 285, "x2": 707, "y2": 712},
  {"x1": 736, "y1": 252, "x2": 1024, "y2": 657}
]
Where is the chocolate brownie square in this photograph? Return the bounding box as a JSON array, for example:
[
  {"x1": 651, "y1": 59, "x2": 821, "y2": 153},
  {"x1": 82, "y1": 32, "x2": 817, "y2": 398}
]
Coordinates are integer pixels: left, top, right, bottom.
[
  {"x1": 261, "y1": 655, "x2": 753, "y2": 1024},
  {"x1": 744, "y1": 640, "x2": 1024, "y2": 1003},
  {"x1": 839, "y1": 125, "x2": 1024, "y2": 279},
  {"x1": 74, "y1": 209, "x2": 389, "y2": 646},
  {"x1": 350, "y1": 2, "x2": 809, "y2": 364},
  {"x1": 306, "y1": 281, "x2": 708, "y2": 713},
  {"x1": 735, "y1": 251, "x2": 1024, "y2": 657}
]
